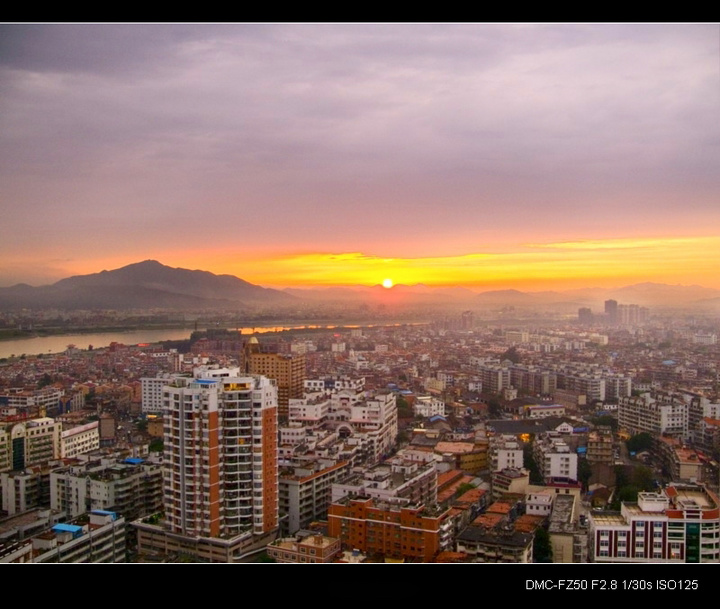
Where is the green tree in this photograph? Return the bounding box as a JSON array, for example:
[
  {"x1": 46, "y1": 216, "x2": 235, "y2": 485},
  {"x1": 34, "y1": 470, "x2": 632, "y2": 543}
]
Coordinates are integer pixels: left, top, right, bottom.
[
  {"x1": 523, "y1": 441, "x2": 544, "y2": 485},
  {"x1": 487, "y1": 396, "x2": 502, "y2": 418},
  {"x1": 455, "y1": 482, "x2": 476, "y2": 497},
  {"x1": 38, "y1": 373, "x2": 53, "y2": 388},
  {"x1": 149, "y1": 438, "x2": 164, "y2": 452},
  {"x1": 616, "y1": 485, "x2": 640, "y2": 504},
  {"x1": 626, "y1": 433, "x2": 653, "y2": 454},
  {"x1": 501, "y1": 346, "x2": 521, "y2": 364},
  {"x1": 396, "y1": 395, "x2": 413, "y2": 419},
  {"x1": 578, "y1": 458, "x2": 593, "y2": 492},
  {"x1": 631, "y1": 465, "x2": 655, "y2": 491},
  {"x1": 589, "y1": 415, "x2": 617, "y2": 431},
  {"x1": 533, "y1": 527, "x2": 552, "y2": 563},
  {"x1": 254, "y1": 552, "x2": 276, "y2": 563}
]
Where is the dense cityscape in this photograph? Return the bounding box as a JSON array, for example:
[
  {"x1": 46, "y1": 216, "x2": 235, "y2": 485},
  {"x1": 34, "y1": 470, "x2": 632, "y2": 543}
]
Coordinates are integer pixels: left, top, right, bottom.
[
  {"x1": 1, "y1": 269, "x2": 719, "y2": 563},
  {"x1": 1, "y1": 23, "x2": 718, "y2": 573}
]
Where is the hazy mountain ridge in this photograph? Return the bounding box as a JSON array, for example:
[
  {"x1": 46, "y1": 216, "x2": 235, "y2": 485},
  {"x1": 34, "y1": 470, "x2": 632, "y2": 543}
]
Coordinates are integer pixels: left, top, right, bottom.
[
  {"x1": 0, "y1": 260, "x2": 294, "y2": 310},
  {"x1": 285, "y1": 281, "x2": 720, "y2": 309},
  {"x1": 0, "y1": 261, "x2": 718, "y2": 311}
]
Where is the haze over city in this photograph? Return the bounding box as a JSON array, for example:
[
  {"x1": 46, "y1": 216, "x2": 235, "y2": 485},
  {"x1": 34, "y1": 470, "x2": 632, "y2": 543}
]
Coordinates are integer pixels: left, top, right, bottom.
[{"x1": 1, "y1": 23, "x2": 718, "y2": 290}]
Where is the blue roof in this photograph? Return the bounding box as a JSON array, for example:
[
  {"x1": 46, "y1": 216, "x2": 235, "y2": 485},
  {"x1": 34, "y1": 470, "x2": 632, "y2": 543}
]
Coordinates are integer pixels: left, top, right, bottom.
[
  {"x1": 92, "y1": 510, "x2": 117, "y2": 516},
  {"x1": 53, "y1": 524, "x2": 83, "y2": 534},
  {"x1": 124, "y1": 458, "x2": 144, "y2": 465}
]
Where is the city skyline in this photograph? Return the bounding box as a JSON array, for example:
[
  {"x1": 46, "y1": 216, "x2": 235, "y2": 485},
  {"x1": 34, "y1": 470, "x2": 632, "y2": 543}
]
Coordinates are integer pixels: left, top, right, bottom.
[{"x1": 1, "y1": 24, "x2": 718, "y2": 290}]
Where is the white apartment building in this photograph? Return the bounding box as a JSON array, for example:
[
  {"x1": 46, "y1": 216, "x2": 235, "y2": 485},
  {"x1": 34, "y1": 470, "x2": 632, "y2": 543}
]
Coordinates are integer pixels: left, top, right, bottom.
[
  {"x1": 0, "y1": 417, "x2": 61, "y2": 473},
  {"x1": 0, "y1": 387, "x2": 64, "y2": 412},
  {"x1": 141, "y1": 373, "x2": 188, "y2": 414},
  {"x1": 288, "y1": 395, "x2": 331, "y2": 426},
  {"x1": 618, "y1": 392, "x2": 689, "y2": 439},
  {"x1": 331, "y1": 458, "x2": 437, "y2": 507},
  {"x1": 413, "y1": 395, "x2": 446, "y2": 418},
  {"x1": 533, "y1": 433, "x2": 578, "y2": 483},
  {"x1": 51, "y1": 458, "x2": 163, "y2": 520},
  {"x1": 590, "y1": 484, "x2": 720, "y2": 563},
  {"x1": 60, "y1": 421, "x2": 99, "y2": 459},
  {"x1": 33, "y1": 510, "x2": 126, "y2": 563},
  {"x1": 279, "y1": 460, "x2": 350, "y2": 535},
  {"x1": 491, "y1": 436, "x2": 524, "y2": 472},
  {"x1": 340, "y1": 391, "x2": 397, "y2": 463}
]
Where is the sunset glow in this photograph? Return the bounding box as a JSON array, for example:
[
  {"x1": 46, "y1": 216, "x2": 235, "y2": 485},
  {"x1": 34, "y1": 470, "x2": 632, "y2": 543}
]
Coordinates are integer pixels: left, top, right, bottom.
[
  {"x1": 1, "y1": 24, "x2": 718, "y2": 292},
  {"x1": 208, "y1": 235, "x2": 720, "y2": 291}
]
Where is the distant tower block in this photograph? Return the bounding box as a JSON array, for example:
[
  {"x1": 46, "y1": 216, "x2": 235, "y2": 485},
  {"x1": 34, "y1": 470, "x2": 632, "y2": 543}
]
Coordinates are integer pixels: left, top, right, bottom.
[{"x1": 245, "y1": 338, "x2": 305, "y2": 420}]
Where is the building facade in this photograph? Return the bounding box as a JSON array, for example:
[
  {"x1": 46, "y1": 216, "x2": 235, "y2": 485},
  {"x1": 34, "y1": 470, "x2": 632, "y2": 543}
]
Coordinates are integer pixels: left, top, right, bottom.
[
  {"x1": 135, "y1": 369, "x2": 279, "y2": 562},
  {"x1": 327, "y1": 497, "x2": 452, "y2": 562},
  {"x1": 589, "y1": 484, "x2": 720, "y2": 563}
]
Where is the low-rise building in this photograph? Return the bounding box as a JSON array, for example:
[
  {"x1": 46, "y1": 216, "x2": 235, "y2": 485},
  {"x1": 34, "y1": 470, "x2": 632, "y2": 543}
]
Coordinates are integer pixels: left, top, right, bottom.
[
  {"x1": 331, "y1": 458, "x2": 437, "y2": 507},
  {"x1": 267, "y1": 532, "x2": 341, "y2": 563},
  {"x1": 279, "y1": 460, "x2": 350, "y2": 535},
  {"x1": 60, "y1": 421, "x2": 100, "y2": 459},
  {"x1": 413, "y1": 395, "x2": 446, "y2": 418},
  {"x1": 5, "y1": 510, "x2": 127, "y2": 563},
  {"x1": 586, "y1": 428, "x2": 614, "y2": 465},
  {"x1": 492, "y1": 468, "x2": 529, "y2": 500},
  {"x1": 533, "y1": 433, "x2": 578, "y2": 484},
  {"x1": 455, "y1": 522, "x2": 534, "y2": 563},
  {"x1": 327, "y1": 497, "x2": 452, "y2": 562},
  {"x1": 51, "y1": 458, "x2": 163, "y2": 521}
]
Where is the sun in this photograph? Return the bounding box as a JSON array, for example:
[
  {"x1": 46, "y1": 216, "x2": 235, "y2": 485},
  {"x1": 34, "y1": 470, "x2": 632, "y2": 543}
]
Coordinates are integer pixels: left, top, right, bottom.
[{"x1": 382, "y1": 278, "x2": 394, "y2": 289}]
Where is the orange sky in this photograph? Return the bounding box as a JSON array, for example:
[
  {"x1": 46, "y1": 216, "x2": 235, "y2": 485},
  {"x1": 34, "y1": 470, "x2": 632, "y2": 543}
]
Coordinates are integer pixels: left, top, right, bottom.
[
  {"x1": 1, "y1": 25, "x2": 718, "y2": 292},
  {"x1": 23, "y1": 234, "x2": 716, "y2": 292},
  {"x1": 196, "y1": 235, "x2": 720, "y2": 290}
]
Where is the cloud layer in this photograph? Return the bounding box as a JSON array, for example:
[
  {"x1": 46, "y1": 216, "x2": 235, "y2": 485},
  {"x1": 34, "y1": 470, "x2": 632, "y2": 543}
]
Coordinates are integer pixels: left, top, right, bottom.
[{"x1": 1, "y1": 24, "x2": 718, "y2": 288}]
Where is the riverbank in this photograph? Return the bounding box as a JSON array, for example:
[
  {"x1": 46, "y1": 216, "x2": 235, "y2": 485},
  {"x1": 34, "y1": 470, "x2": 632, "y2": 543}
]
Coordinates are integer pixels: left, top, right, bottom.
[{"x1": 0, "y1": 319, "x2": 430, "y2": 359}]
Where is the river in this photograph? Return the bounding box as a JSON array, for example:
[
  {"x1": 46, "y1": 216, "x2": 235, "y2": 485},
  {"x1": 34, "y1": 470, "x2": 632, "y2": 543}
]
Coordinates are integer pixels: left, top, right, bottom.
[{"x1": 0, "y1": 322, "x2": 415, "y2": 359}]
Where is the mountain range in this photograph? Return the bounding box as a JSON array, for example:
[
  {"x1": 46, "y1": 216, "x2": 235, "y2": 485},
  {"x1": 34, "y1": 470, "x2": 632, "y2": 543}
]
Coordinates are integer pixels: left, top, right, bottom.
[
  {"x1": 0, "y1": 260, "x2": 294, "y2": 310},
  {"x1": 0, "y1": 260, "x2": 718, "y2": 311}
]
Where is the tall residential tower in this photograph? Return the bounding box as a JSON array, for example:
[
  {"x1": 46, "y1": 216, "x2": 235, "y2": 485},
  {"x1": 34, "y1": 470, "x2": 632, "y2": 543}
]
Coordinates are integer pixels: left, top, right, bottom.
[{"x1": 135, "y1": 367, "x2": 278, "y2": 562}]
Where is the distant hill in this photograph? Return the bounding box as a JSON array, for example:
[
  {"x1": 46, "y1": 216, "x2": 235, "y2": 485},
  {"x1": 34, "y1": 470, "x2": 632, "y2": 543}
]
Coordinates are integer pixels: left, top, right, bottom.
[
  {"x1": 0, "y1": 260, "x2": 295, "y2": 310},
  {"x1": 286, "y1": 282, "x2": 720, "y2": 310},
  {"x1": 1, "y1": 261, "x2": 718, "y2": 311}
]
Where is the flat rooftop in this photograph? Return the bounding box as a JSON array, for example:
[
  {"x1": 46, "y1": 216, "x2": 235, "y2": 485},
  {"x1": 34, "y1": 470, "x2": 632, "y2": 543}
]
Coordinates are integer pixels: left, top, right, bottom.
[
  {"x1": 671, "y1": 488, "x2": 713, "y2": 509},
  {"x1": 270, "y1": 535, "x2": 337, "y2": 551},
  {"x1": 589, "y1": 512, "x2": 625, "y2": 526}
]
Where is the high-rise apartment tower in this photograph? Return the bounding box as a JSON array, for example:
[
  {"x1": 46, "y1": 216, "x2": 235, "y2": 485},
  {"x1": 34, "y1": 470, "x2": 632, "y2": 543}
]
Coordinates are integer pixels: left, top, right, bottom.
[{"x1": 135, "y1": 367, "x2": 278, "y2": 562}]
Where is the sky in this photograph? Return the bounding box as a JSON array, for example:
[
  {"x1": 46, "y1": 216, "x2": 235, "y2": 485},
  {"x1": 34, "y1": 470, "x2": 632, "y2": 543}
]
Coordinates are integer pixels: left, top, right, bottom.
[{"x1": 1, "y1": 23, "x2": 719, "y2": 291}]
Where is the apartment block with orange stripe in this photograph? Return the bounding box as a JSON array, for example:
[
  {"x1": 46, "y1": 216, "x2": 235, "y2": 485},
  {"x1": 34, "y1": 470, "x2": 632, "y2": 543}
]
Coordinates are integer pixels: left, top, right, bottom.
[{"x1": 135, "y1": 368, "x2": 278, "y2": 562}]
